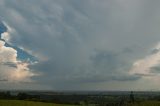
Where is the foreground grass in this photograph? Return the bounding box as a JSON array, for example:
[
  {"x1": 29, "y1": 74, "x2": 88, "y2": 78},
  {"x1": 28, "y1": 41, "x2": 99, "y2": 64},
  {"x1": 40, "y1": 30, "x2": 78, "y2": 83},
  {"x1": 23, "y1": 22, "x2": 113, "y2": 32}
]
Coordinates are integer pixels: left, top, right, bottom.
[
  {"x1": 0, "y1": 100, "x2": 77, "y2": 106},
  {"x1": 1, "y1": 100, "x2": 160, "y2": 106},
  {"x1": 128, "y1": 101, "x2": 160, "y2": 106}
]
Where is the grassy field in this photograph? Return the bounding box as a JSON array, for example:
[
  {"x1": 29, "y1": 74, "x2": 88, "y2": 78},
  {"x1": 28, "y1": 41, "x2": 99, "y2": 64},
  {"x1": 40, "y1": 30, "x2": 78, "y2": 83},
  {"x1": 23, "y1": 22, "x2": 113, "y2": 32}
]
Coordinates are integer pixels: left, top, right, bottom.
[
  {"x1": 127, "y1": 101, "x2": 160, "y2": 106},
  {"x1": 1, "y1": 100, "x2": 160, "y2": 106},
  {"x1": 0, "y1": 100, "x2": 78, "y2": 106}
]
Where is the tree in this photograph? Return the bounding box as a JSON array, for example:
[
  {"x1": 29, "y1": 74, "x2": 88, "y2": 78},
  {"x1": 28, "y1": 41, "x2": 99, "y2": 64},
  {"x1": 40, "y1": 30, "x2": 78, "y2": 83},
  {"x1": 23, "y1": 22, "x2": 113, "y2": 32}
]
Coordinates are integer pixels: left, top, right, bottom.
[
  {"x1": 130, "y1": 91, "x2": 134, "y2": 103},
  {"x1": 17, "y1": 93, "x2": 28, "y2": 100}
]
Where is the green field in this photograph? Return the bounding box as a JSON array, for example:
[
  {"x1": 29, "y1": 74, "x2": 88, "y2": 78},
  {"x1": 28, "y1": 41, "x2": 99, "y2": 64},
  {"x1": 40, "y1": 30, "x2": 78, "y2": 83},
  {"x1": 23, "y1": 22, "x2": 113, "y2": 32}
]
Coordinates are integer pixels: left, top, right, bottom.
[
  {"x1": 1, "y1": 100, "x2": 160, "y2": 106},
  {"x1": 127, "y1": 101, "x2": 160, "y2": 106},
  {"x1": 0, "y1": 100, "x2": 78, "y2": 106}
]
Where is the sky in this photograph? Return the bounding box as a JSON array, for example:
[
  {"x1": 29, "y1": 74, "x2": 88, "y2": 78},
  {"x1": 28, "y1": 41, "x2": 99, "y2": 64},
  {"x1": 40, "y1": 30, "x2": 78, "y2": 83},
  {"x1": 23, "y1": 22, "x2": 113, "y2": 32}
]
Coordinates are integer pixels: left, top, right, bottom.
[{"x1": 0, "y1": 0, "x2": 160, "y2": 91}]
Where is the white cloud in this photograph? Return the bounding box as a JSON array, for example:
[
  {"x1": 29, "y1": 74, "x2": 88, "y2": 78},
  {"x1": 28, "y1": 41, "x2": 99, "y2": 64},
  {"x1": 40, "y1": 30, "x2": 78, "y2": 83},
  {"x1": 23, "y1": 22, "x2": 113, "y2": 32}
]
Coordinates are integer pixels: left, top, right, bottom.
[
  {"x1": 1, "y1": 21, "x2": 15, "y2": 43},
  {"x1": 1, "y1": 32, "x2": 10, "y2": 42},
  {"x1": 0, "y1": 40, "x2": 37, "y2": 82},
  {"x1": 129, "y1": 42, "x2": 160, "y2": 76},
  {"x1": 9, "y1": 62, "x2": 36, "y2": 82},
  {"x1": 0, "y1": 40, "x2": 17, "y2": 62}
]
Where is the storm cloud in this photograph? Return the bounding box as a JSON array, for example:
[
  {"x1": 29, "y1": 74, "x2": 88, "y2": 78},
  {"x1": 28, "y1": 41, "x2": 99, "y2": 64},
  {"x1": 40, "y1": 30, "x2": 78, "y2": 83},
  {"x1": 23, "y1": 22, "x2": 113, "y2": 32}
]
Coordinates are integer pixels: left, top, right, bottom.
[{"x1": 0, "y1": 0, "x2": 160, "y2": 90}]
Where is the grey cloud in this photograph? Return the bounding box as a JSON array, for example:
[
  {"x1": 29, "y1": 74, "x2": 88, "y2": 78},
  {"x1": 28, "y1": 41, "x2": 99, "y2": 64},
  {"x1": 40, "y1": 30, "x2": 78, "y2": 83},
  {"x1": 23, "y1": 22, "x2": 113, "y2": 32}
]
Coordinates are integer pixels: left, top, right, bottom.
[
  {"x1": 151, "y1": 49, "x2": 160, "y2": 54},
  {"x1": 2, "y1": 62, "x2": 17, "y2": 68},
  {"x1": 0, "y1": 78, "x2": 8, "y2": 82},
  {"x1": 111, "y1": 75, "x2": 141, "y2": 81},
  {"x1": 0, "y1": 0, "x2": 160, "y2": 90},
  {"x1": 150, "y1": 66, "x2": 160, "y2": 74}
]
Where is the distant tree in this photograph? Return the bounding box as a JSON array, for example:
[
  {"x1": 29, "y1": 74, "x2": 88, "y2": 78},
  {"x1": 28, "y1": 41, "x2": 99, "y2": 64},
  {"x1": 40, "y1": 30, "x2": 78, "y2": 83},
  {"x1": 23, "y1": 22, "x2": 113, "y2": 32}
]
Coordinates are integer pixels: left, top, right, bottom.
[
  {"x1": 84, "y1": 99, "x2": 89, "y2": 106},
  {"x1": 130, "y1": 91, "x2": 135, "y2": 103},
  {"x1": 119, "y1": 97, "x2": 125, "y2": 106},
  {"x1": 17, "y1": 93, "x2": 28, "y2": 100},
  {"x1": 5, "y1": 91, "x2": 11, "y2": 99}
]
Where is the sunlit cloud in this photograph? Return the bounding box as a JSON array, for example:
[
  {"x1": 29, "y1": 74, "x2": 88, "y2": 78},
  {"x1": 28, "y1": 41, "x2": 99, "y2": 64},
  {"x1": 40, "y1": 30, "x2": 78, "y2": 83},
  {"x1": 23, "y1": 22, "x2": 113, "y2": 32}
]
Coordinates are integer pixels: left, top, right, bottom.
[
  {"x1": 129, "y1": 42, "x2": 160, "y2": 77},
  {"x1": 0, "y1": 25, "x2": 38, "y2": 83}
]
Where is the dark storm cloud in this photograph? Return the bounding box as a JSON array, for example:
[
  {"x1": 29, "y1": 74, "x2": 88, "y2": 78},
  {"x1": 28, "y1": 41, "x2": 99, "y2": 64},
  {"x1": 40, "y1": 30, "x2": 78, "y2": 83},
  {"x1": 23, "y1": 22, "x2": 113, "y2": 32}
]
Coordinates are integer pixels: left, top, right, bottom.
[{"x1": 0, "y1": 0, "x2": 160, "y2": 90}]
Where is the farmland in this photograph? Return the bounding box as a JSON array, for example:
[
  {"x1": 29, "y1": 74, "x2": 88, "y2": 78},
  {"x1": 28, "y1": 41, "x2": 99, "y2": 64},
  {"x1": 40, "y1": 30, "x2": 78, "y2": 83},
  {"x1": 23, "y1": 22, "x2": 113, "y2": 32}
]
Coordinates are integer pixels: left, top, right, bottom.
[
  {"x1": 1, "y1": 100, "x2": 160, "y2": 106},
  {"x1": 0, "y1": 100, "x2": 77, "y2": 106},
  {"x1": 0, "y1": 91, "x2": 160, "y2": 106},
  {"x1": 128, "y1": 101, "x2": 160, "y2": 106}
]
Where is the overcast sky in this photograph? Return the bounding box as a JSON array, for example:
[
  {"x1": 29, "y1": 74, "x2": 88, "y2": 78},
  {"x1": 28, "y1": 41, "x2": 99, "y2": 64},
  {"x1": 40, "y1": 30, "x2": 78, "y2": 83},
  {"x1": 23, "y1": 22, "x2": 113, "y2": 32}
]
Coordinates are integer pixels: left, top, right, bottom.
[{"x1": 0, "y1": 0, "x2": 160, "y2": 91}]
